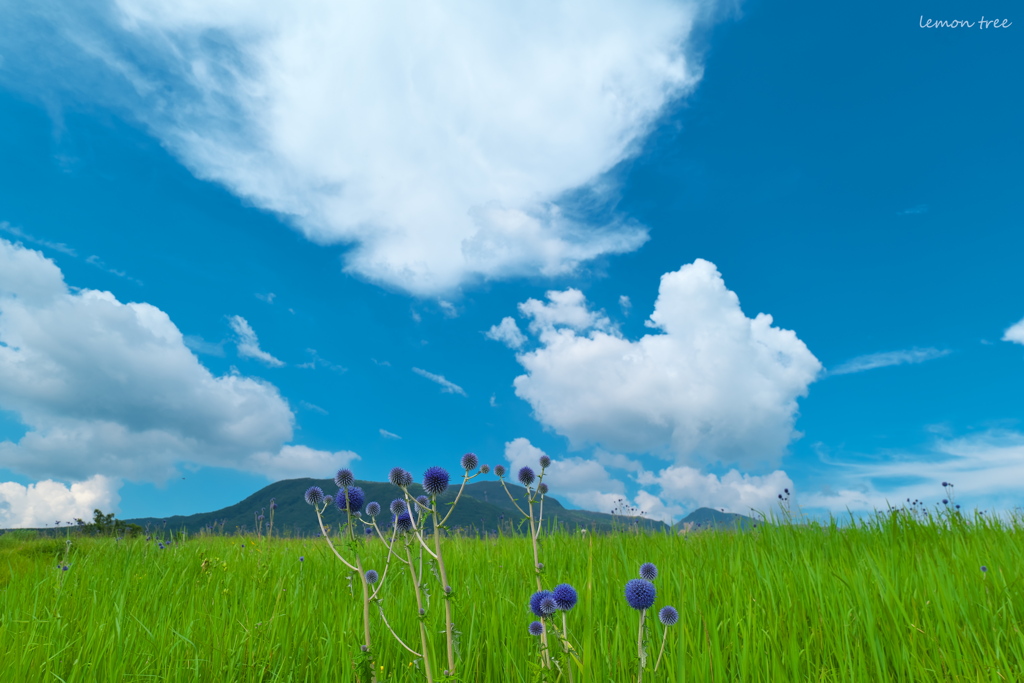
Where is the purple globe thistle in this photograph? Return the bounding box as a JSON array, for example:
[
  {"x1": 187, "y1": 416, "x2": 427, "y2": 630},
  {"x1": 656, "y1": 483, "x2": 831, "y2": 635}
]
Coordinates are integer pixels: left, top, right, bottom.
[
  {"x1": 639, "y1": 562, "x2": 658, "y2": 581},
  {"x1": 529, "y1": 590, "x2": 555, "y2": 618},
  {"x1": 659, "y1": 605, "x2": 679, "y2": 626},
  {"x1": 336, "y1": 486, "x2": 366, "y2": 512},
  {"x1": 494, "y1": 464, "x2": 506, "y2": 477},
  {"x1": 528, "y1": 621, "x2": 544, "y2": 636},
  {"x1": 365, "y1": 570, "x2": 379, "y2": 584},
  {"x1": 270, "y1": 499, "x2": 277, "y2": 510},
  {"x1": 480, "y1": 464, "x2": 490, "y2": 474},
  {"x1": 537, "y1": 483, "x2": 549, "y2": 495},
  {"x1": 981, "y1": 566, "x2": 988, "y2": 572},
  {"x1": 416, "y1": 495, "x2": 430, "y2": 510},
  {"x1": 257, "y1": 514, "x2": 265, "y2": 522},
  {"x1": 394, "y1": 512, "x2": 413, "y2": 533},
  {"x1": 423, "y1": 466, "x2": 450, "y2": 496},
  {"x1": 625, "y1": 579, "x2": 656, "y2": 611},
  {"x1": 942, "y1": 499, "x2": 949, "y2": 505},
  {"x1": 461, "y1": 453, "x2": 479, "y2": 471},
  {"x1": 540, "y1": 596, "x2": 557, "y2": 615},
  {"x1": 304, "y1": 486, "x2": 324, "y2": 506},
  {"x1": 390, "y1": 498, "x2": 407, "y2": 515},
  {"x1": 518, "y1": 466, "x2": 536, "y2": 487},
  {"x1": 389, "y1": 467, "x2": 413, "y2": 488},
  {"x1": 941, "y1": 482, "x2": 948, "y2": 487},
  {"x1": 323, "y1": 495, "x2": 335, "y2": 507},
  {"x1": 365, "y1": 501, "x2": 381, "y2": 517},
  {"x1": 335, "y1": 468, "x2": 355, "y2": 488},
  {"x1": 552, "y1": 583, "x2": 578, "y2": 611},
  {"x1": 539, "y1": 455, "x2": 551, "y2": 469}
]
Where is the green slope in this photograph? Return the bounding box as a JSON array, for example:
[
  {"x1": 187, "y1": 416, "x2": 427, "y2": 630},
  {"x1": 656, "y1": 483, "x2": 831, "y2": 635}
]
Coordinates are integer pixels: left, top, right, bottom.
[{"x1": 124, "y1": 477, "x2": 671, "y2": 536}]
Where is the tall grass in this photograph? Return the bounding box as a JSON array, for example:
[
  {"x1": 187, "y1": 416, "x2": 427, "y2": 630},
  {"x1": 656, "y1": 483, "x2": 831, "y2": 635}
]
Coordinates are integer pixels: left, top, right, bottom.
[{"x1": 1, "y1": 507, "x2": 1022, "y2": 681}]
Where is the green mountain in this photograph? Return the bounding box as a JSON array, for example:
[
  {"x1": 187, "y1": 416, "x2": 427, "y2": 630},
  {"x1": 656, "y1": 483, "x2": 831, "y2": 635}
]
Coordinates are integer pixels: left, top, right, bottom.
[
  {"x1": 674, "y1": 507, "x2": 762, "y2": 532},
  {"x1": 123, "y1": 477, "x2": 671, "y2": 536}
]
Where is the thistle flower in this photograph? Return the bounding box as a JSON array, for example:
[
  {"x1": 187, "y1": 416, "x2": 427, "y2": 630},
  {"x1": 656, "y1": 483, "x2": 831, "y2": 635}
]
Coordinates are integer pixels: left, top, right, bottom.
[
  {"x1": 423, "y1": 466, "x2": 450, "y2": 496},
  {"x1": 981, "y1": 566, "x2": 988, "y2": 572},
  {"x1": 365, "y1": 570, "x2": 379, "y2": 584},
  {"x1": 640, "y1": 562, "x2": 658, "y2": 581},
  {"x1": 416, "y1": 495, "x2": 430, "y2": 510},
  {"x1": 389, "y1": 467, "x2": 413, "y2": 488},
  {"x1": 323, "y1": 495, "x2": 335, "y2": 507},
  {"x1": 480, "y1": 464, "x2": 490, "y2": 474},
  {"x1": 494, "y1": 464, "x2": 506, "y2": 477},
  {"x1": 552, "y1": 583, "x2": 578, "y2": 611},
  {"x1": 540, "y1": 596, "x2": 557, "y2": 616},
  {"x1": 624, "y1": 579, "x2": 656, "y2": 610},
  {"x1": 335, "y1": 468, "x2": 355, "y2": 488},
  {"x1": 658, "y1": 605, "x2": 679, "y2": 626},
  {"x1": 528, "y1": 621, "x2": 544, "y2": 636},
  {"x1": 365, "y1": 501, "x2": 381, "y2": 517},
  {"x1": 270, "y1": 499, "x2": 277, "y2": 510},
  {"x1": 304, "y1": 486, "x2": 324, "y2": 506},
  {"x1": 390, "y1": 498, "x2": 407, "y2": 515},
  {"x1": 336, "y1": 486, "x2": 366, "y2": 512},
  {"x1": 539, "y1": 455, "x2": 551, "y2": 469},
  {"x1": 461, "y1": 452, "x2": 479, "y2": 471},
  {"x1": 537, "y1": 483, "x2": 549, "y2": 495},
  {"x1": 518, "y1": 466, "x2": 536, "y2": 487},
  {"x1": 395, "y1": 512, "x2": 413, "y2": 533},
  {"x1": 529, "y1": 590, "x2": 555, "y2": 618}
]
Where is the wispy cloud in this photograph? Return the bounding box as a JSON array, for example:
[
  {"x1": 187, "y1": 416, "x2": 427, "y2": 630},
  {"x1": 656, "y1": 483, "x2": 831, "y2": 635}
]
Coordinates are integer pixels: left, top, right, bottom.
[
  {"x1": 412, "y1": 368, "x2": 467, "y2": 396},
  {"x1": 229, "y1": 315, "x2": 284, "y2": 367},
  {"x1": 827, "y1": 347, "x2": 951, "y2": 376},
  {"x1": 85, "y1": 254, "x2": 143, "y2": 285},
  {"x1": 299, "y1": 401, "x2": 328, "y2": 415},
  {"x1": 255, "y1": 292, "x2": 276, "y2": 304},
  {"x1": 897, "y1": 204, "x2": 929, "y2": 215},
  {"x1": 297, "y1": 348, "x2": 346, "y2": 372},
  {"x1": 379, "y1": 429, "x2": 402, "y2": 440},
  {"x1": 0, "y1": 222, "x2": 77, "y2": 256}
]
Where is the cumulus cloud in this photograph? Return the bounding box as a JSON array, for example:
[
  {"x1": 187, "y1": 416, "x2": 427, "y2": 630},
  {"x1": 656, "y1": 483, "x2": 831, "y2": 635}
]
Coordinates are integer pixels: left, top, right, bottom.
[
  {"x1": 637, "y1": 465, "x2": 794, "y2": 519},
  {"x1": 1003, "y1": 316, "x2": 1024, "y2": 345},
  {"x1": 412, "y1": 368, "x2": 467, "y2": 396},
  {"x1": 0, "y1": 238, "x2": 353, "y2": 494},
  {"x1": 229, "y1": 315, "x2": 284, "y2": 367},
  {"x1": 503, "y1": 437, "x2": 628, "y2": 513},
  {"x1": 0, "y1": 475, "x2": 121, "y2": 529},
  {"x1": 2, "y1": 1, "x2": 713, "y2": 295},
  {"x1": 248, "y1": 445, "x2": 358, "y2": 482},
  {"x1": 827, "y1": 347, "x2": 951, "y2": 376},
  {"x1": 506, "y1": 259, "x2": 822, "y2": 467},
  {"x1": 485, "y1": 317, "x2": 527, "y2": 349}
]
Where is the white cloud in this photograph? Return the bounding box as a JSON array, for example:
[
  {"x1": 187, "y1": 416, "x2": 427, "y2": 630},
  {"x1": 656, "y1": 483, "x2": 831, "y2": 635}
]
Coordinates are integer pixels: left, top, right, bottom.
[
  {"x1": 379, "y1": 429, "x2": 402, "y2": 440},
  {"x1": 828, "y1": 347, "x2": 951, "y2": 376},
  {"x1": 1003, "y1": 317, "x2": 1024, "y2": 345},
  {"x1": 255, "y1": 292, "x2": 276, "y2": 304},
  {"x1": 0, "y1": 475, "x2": 121, "y2": 529},
  {"x1": 248, "y1": 445, "x2": 358, "y2": 482},
  {"x1": 802, "y1": 430, "x2": 1024, "y2": 523},
  {"x1": 229, "y1": 315, "x2": 284, "y2": 367},
  {"x1": 0, "y1": 238, "x2": 350, "y2": 488},
  {"x1": 485, "y1": 316, "x2": 528, "y2": 349},
  {"x1": 412, "y1": 367, "x2": 467, "y2": 396},
  {"x1": 183, "y1": 334, "x2": 225, "y2": 356},
  {"x1": 619, "y1": 295, "x2": 632, "y2": 314},
  {"x1": 637, "y1": 465, "x2": 794, "y2": 519},
  {"x1": 503, "y1": 437, "x2": 629, "y2": 513},
  {"x1": 519, "y1": 288, "x2": 613, "y2": 336},
  {"x1": 5, "y1": 1, "x2": 712, "y2": 295},
  {"x1": 508, "y1": 259, "x2": 822, "y2": 466}
]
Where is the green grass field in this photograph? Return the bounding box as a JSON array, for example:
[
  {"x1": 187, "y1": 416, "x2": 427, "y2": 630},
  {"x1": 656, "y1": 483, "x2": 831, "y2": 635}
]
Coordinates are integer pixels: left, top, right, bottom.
[{"x1": 1, "y1": 508, "x2": 1022, "y2": 682}]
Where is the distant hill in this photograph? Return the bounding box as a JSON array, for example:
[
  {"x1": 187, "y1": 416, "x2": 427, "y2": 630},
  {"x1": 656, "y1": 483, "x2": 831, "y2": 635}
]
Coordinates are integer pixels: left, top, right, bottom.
[
  {"x1": 675, "y1": 507, "x2": 762, "y2": 532},
  {"x1": 122, "y1": 477, "x2": 671, "y2": 536}
]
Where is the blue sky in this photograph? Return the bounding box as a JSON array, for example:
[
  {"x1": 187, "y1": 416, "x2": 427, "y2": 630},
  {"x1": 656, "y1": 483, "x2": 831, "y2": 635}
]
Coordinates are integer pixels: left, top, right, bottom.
[{"x1": 0, "y1": 1, "x2": 1021, "y2": 528}]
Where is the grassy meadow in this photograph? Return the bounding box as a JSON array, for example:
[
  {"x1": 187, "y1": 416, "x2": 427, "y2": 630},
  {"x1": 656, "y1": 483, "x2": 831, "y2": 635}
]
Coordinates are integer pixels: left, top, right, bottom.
[{"x1": 1, "y1": 508, "x2": 1022, "y2": 682}]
